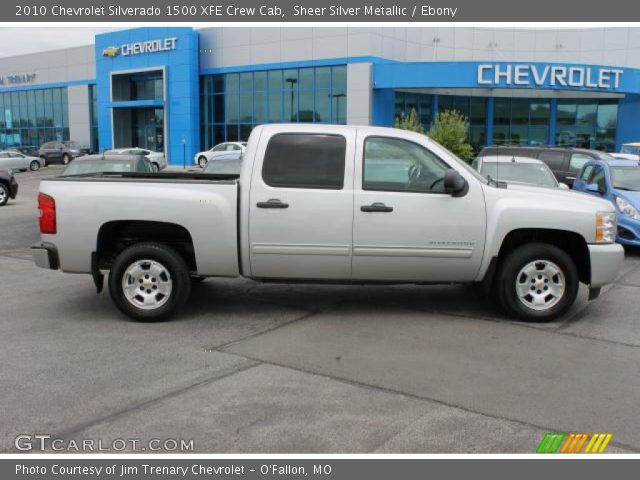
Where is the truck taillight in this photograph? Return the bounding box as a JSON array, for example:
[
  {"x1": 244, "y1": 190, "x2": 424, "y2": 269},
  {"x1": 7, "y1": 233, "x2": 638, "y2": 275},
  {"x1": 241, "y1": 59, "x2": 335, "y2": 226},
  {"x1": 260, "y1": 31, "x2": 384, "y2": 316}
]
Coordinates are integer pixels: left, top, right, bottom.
[{"x1": 38, "y1": 193, "x2": 56, "y2": 234}]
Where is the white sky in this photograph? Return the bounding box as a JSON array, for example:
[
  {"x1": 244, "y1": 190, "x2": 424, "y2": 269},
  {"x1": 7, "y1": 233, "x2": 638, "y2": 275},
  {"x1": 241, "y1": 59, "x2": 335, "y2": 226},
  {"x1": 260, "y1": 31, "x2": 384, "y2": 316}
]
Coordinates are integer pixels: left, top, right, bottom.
[{"x1": 0, "y1": 27, "x2": 123, "y2": 57}]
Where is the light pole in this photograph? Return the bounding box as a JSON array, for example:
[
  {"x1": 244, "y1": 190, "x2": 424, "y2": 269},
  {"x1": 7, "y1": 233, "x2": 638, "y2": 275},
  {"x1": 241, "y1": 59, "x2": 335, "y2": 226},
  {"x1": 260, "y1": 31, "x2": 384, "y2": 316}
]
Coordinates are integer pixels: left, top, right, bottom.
[
  {"x1": 328, "y1": 93, "x2": 346, "y2": 123},
  {"x1": 285, "y1": 77, "x2": 297, "y2": 121}
]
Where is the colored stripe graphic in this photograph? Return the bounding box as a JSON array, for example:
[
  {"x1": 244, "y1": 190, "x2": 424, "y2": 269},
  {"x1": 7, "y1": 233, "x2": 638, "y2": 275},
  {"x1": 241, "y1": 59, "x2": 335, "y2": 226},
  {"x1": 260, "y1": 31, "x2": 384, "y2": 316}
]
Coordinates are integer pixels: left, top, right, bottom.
[
  {"x1": 538, "y1": 433, "x2": 613, "y2": 453},
  {"x1": 537, "y1": 433, "x2": 565, "y2": 453}
]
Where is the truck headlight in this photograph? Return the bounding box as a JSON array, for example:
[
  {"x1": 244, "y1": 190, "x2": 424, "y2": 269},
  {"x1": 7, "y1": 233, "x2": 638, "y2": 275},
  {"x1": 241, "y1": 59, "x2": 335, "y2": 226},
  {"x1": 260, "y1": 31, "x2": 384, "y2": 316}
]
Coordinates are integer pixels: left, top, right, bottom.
[
  {"x1": 596, "y1": 211, "x2": 617, "y2": 243},
  {"x1": 615, "y1": 196, "x2": 640, "y2": 220}
]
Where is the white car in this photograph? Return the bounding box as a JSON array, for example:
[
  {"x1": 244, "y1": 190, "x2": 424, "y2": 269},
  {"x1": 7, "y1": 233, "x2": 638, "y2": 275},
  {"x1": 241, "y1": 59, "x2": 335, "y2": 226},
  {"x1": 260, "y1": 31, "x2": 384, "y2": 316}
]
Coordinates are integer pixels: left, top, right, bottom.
[
  {"x1": 472, "y1": 155, "x2": 569, "y2": 189},
  {"x1": 106, "y1": 148, "x2": 167, "y2": 171},
  {"x1": 616, "y1": 142, "x2": 640, "y2": 161},
  {"x1": 194, "y1": 142, "x2": 246, "y2": 168},
  {"x1": 0, "y1": 150, "x2": 43, "y2": 171}
]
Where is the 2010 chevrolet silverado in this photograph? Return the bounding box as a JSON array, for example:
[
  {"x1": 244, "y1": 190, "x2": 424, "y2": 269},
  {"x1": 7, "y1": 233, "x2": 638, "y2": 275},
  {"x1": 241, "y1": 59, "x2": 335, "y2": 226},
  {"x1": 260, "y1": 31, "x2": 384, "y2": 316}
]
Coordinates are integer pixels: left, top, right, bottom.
[{"x1": 32, "y1": 124, "x2": 624, "y2": 322}]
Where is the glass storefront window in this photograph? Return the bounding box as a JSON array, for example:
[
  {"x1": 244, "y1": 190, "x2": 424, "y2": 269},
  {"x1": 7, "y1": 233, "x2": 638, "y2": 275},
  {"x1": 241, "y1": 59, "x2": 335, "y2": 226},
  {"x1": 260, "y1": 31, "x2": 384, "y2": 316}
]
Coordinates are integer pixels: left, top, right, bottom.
[
  {"x1": 0, "y1": 87, "x2": 69, "y2": 149},
  {"x1": 493, "y1": 98, "x2": 550, "y2": 146},
  {"x1": 201, "y1": 65, "x2": 347, "y2": 149},
  {"x1": 556, "y1": 100, "x2": 617, "y2": 151}
]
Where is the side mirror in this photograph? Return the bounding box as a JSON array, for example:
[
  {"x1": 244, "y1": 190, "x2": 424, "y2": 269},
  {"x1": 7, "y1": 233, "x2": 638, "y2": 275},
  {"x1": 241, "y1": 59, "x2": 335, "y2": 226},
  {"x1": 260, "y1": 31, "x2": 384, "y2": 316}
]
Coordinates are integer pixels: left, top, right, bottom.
[
  {"x1": 443, "y1": 169, "x2": 468, "y2": 197},
  {"x1": 585, "y1": 183, "x2": 605, "y2": 195}
]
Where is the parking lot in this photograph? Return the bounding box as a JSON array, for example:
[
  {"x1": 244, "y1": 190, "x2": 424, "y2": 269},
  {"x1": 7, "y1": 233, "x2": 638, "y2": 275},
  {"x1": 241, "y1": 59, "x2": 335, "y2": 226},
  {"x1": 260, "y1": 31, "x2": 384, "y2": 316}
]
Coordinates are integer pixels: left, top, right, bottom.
[{"x1": 1, "y1": 165, "x2": 639, "y2": 453}]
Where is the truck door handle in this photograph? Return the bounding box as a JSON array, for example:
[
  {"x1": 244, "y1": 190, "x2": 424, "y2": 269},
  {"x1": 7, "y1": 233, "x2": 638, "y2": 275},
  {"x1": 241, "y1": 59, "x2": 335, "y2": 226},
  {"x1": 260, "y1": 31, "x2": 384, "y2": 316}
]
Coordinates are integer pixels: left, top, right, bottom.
[
  {"x1": 257, "y1": 198, "x2": 289, "y2": 209},
  {"x1": 361, "y1": 202, "x2": 393, "y2": 213}
]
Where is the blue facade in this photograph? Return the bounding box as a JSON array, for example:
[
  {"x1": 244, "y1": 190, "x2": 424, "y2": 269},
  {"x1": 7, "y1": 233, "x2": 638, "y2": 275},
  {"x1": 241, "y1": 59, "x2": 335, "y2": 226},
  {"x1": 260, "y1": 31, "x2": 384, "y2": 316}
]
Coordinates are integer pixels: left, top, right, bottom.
[
  {"x1": 5, "y1": 27, "x2": 640, "y2": 159},
  {"x1": 94, "y1": 27, "x2": 199, "y2": 165},
  {"x1": 372, "y1": 61, "x2": 640, "y2": 151}
]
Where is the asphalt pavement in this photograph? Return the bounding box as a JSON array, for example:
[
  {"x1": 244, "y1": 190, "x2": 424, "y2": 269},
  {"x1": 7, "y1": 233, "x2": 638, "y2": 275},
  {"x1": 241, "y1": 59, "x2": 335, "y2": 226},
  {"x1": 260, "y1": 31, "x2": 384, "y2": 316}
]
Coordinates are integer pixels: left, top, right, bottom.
[{"x1": 1, "y1": 166, "x2": 639, "y2": 453}]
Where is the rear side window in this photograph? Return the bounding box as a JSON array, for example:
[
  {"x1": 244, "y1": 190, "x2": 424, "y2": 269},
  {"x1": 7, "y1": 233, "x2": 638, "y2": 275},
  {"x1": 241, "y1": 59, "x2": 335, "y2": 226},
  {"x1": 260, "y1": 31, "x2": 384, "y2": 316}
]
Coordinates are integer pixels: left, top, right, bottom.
[
  {"x1": 537, "y1": 151, "x2": 566, "y2": 170},
  {"x1": 569, "y1": 153, "x2": 592, "y2": 172},
  {"x1": 262, "y1": 133, "x2": 346, "y2": 189}
]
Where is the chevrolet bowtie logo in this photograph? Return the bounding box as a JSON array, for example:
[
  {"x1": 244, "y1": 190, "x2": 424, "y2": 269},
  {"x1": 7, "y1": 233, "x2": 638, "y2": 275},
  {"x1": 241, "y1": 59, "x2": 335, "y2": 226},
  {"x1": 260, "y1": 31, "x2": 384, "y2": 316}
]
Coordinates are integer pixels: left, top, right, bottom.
[{"x1": 102, "y1": 46, "x2": 119, "y2": 57}]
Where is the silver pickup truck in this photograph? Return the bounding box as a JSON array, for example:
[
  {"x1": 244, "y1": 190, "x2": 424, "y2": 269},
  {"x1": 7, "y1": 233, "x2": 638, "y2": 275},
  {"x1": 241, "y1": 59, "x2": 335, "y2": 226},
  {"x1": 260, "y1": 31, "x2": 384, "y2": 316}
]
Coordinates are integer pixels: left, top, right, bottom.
[{"x1": 33, "y1": 124, "x2": 624, "y2": 322}]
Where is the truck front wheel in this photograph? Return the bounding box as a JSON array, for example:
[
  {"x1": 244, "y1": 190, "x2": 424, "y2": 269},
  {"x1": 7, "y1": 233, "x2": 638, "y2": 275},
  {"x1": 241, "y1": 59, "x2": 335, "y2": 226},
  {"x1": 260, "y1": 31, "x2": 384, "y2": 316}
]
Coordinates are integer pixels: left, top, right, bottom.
[
  {"x1": 108, "y1": 242, "x2": 191, "y2": 322},
  {"x1": 495, "y1": 243, "x2": 579, "y2": 322}
]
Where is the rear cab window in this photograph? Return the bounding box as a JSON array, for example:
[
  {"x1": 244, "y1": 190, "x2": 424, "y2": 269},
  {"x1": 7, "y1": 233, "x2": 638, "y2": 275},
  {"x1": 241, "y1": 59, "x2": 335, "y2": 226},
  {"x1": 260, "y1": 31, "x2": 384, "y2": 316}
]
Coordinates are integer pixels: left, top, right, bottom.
[{"x1": 262, "y1": 133, "x2": 346, "y2": 189}]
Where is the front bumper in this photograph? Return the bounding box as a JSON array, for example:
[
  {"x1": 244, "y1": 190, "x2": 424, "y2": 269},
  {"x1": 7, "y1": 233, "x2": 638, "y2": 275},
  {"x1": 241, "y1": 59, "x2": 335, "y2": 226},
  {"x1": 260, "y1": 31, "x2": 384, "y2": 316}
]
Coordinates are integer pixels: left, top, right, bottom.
[
  {"x1": 31, "y1": 243, "x2": 59, "y2": 270},
  {"x1": 588, "y1": 243, "x2": 624, "y2": 288}
]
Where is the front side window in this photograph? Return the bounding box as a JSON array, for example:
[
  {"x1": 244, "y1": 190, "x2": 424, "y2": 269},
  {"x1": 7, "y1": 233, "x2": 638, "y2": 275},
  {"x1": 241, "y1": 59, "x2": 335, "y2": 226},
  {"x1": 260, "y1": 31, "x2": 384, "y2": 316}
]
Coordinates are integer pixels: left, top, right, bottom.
[
  {"x1": 262, "y1": 133, "x2": 346, "y2": 189},
  {"x1": 590, "y1": 166, "x2": 607, "y2": 191},
  {"x1": 580, "y1": 165, "x2": 594, "y2": 181},
  {"x1": 363, "y1": 136, "x2": 449, "y2": 193}
]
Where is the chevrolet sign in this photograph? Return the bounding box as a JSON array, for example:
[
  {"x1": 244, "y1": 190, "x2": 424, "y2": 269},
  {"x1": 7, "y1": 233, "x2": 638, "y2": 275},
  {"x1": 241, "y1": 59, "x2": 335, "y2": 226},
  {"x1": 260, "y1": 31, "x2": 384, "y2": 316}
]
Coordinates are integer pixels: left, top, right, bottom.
[
  {"x1": 102, "y1": 37, "x2": 178, "y2": 58},
  {"x1": 477, "y1": 64, "x2": 623, "y2": 90}
]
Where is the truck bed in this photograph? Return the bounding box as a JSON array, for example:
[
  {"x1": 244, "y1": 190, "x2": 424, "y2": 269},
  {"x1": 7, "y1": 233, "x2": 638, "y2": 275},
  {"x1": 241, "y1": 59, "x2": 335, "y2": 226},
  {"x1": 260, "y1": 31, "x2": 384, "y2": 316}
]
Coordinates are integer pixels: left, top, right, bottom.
[{"x1": 39, "y1": 172, "x2": 240, "y2": 277}]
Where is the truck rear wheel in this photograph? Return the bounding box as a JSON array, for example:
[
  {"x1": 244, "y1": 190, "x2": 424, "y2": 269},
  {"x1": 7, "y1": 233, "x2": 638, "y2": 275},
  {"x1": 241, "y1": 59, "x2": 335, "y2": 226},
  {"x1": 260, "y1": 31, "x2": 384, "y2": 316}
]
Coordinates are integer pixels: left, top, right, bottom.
[
  {"x1": 495, "y1": 242, "x2": 578, "y2": 322},
  {"x1": 108, "y1": 242, "x2": 191, "y2": 322}
]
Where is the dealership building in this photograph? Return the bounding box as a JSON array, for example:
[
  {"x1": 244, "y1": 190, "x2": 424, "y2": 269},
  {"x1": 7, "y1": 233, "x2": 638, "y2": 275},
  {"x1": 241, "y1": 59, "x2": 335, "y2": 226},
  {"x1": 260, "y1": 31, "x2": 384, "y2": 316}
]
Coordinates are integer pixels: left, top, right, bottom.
[{"x1": 1, "y1": 26, "x2": 640, "y2": 164}]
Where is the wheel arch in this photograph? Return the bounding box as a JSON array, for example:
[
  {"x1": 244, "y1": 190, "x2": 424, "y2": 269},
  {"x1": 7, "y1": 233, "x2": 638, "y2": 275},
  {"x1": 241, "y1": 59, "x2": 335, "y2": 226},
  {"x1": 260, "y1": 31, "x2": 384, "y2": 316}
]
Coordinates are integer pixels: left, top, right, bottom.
[
  {"x1": 494, "y1": 228, "x2": 590, "y2": 285},
  {"x1": 96, "y1": 220, "x2": 197, "y2": 272}
]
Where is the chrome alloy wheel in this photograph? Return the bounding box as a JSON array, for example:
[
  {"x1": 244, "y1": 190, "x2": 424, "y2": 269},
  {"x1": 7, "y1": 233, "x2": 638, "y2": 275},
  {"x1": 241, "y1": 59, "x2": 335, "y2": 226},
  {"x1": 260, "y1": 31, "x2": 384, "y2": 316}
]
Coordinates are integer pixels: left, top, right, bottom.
[
  {"x1": 0, "y1": 186, "x2": 7, "y2": 204},
  {"x1": 515, "y1": 260, "x2": 566, "y2": 311},
  {"x1": 121, "y1": 259, "x2": 172, "y2": 310}
]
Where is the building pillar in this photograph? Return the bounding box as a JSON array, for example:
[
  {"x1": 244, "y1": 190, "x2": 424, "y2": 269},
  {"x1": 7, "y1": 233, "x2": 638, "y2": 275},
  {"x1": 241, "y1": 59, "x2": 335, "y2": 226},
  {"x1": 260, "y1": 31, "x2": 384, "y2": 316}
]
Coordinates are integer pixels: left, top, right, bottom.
[
  {"x1": 549, "y1": 98, "x2": 558, "y2": 146},
  {"x1": 371, "y1": 89, "x2": 395, "y2": 127},
  {"x1": 67, "y1": 85, "x2": 91, "y2": 147},
  {"x1": 486, "y1": 96, "x2": 494, "y2": 147},
  {"x1": 346, "y1": 63, "x2": 372, "y2": 125},
  {"x1": 616, "y1": 94, "x2": 640, "y2": 151}
]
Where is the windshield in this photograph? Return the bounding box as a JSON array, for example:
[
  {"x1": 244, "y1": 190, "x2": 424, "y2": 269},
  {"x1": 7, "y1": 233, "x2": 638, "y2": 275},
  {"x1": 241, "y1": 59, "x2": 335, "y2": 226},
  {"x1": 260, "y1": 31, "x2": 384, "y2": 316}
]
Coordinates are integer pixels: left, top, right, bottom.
[
  {"x1": 202, "y1": 160, "x2": 241, "y2": 175},
  {"x1": 610, "y1": 167, "x2": 640, "y2": 191},
  {"x1": 621, "y1": 145, "x2": 640, "y2": 155},
  {"x1": 64, "y1": 141, "x2": 83, "y2": 149},
  {"x1": 479, "y1": 162, "x2": 558, "y2": 188},
  {"x1": 62, "y1": 161, "x2": 132, "y2": 176}
]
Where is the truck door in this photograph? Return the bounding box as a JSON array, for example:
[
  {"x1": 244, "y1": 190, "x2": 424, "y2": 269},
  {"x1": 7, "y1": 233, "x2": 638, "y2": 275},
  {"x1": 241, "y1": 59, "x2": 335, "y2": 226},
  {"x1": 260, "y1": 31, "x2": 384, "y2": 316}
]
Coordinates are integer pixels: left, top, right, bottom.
[
  {"x1": 248, "y1": 127, "x2": 356, "y2": 279},
  {"x1": 351, "y1": 133, "x2": 486, "y2": 282}
]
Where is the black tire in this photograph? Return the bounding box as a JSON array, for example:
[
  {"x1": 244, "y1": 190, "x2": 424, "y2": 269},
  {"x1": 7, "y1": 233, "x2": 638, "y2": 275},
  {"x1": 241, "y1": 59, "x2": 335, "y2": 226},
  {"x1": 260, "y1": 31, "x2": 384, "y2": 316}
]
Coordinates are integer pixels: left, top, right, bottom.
[
  {"x1": 62, "y1": 154, "x2": 71, "y2": 165},
  {"x1": 29, "y1": 160, "x2": 40, "y2": 171},
  {"x1": 198, "y1": 156, "x2": 207, "y2": 168},
  {"x1": 108, "y1": 242, "x2": 191, "y2": 322},
  {"x1": 495, "y1": 242, "x2": 579, "y2": 322},
  {"x1": 0, "y1": 183, "x2": 9, "y2": 206}
]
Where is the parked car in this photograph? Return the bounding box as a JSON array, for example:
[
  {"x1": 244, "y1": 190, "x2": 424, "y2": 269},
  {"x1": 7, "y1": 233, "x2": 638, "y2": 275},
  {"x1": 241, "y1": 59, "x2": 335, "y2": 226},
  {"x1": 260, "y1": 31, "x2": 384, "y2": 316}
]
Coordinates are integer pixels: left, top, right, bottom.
[
  {"x1": 39, "y1": 141, "x2": 90, "y2": 166},
  {"x1": 194, "y1": 142, "x2": 246, "y2": 168},
  {"x1": 619, "y1": 142, "x2": 640, "y2": 157},
  {"x1": 201, "y1": 152, "x2": 242, "y2": 175},
  {"x1": 61, "y1": 154, "x2": 155, "y2": 176},
  {"x1": 0, "y1": 151, "x2": 43, "y2": 171},
  {"x1": 471, "y1": 155, "x2": 567, "y2": 189},
  {"x1": 0, "y1": 169, "x2": 18, "y2": 206},
  {"x1": 8, "y1": 145, "x2": 40, "y2": 157},
  {"x1": 106, "y1": 148, "x2": 167, "y2": 171},
  {"x1": 612, "y1": 143, "x2": 640, "y2": 161},
  {"x1": 32, "y1": 124, "x2": 623, "y2": 323},
  {"x1": 573, "y1": 158, "x2": 640, "y2": 246},
  {"x1": 476, "y1": 145, "x2": 615, "y2": 187}
]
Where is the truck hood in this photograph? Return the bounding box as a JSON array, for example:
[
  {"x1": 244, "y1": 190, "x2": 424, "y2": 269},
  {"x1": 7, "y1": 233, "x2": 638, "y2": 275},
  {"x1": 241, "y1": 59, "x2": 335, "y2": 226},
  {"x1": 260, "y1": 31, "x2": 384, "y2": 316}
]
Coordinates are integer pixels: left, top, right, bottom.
[{"x1": 488, "y1": 183, "x2": 615, "y2": 213}]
